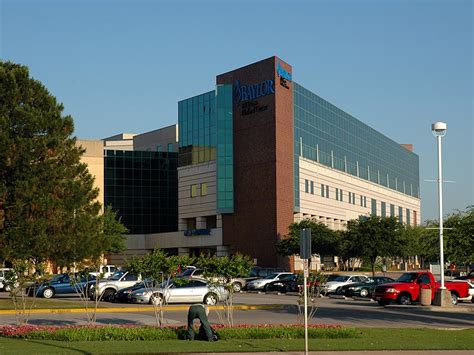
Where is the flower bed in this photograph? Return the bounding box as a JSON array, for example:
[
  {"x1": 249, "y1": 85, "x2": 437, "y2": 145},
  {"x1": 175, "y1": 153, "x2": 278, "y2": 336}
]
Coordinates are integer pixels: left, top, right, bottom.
[{"x1": 0, "y1": 324, "x2": 358, "y2": 341}]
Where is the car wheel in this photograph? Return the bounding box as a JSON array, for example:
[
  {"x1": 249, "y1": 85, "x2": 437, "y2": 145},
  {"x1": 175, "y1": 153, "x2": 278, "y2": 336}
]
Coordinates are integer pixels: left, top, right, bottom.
[
  {"x1": 232, "y1": 282, "x2": 242, "y2": 293},
  {"x1": 360, "y1": 288, "x2": 369, "y2": 297},
  {"x1": 150, "y1": 294, "x2": 163, "y2": 306},
  {"x1": 335, "y1": 287, "x2": 343, "y2": 295},
  {"x1": 451, "y1": 292, "x2": 458, "y2": 305},
  {"x1": 42, "y1": 287, "x2": 55, "y2": 299},
  {"x1": 102, "y1": 288, "x2": 116, "y2": 302},
  {"x1": 396, "y1": 293, "x2": 411, "y2": 305},
  {"x1": 204, "y1": 292, "x2": 218, "y2": 305},
  {"x1": 263, "y1": 284, "x2": 269, "y2": 292}
]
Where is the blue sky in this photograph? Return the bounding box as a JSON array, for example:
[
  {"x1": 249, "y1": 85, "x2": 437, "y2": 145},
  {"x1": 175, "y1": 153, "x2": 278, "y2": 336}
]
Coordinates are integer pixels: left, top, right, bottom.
[{"x1": 1, "y1": 0, "x2": 472, "y2": 221}]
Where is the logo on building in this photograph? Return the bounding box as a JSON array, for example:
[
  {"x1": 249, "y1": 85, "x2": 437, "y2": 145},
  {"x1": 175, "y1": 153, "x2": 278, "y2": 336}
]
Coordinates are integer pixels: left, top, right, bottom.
[
  {"x1": 233, "y1": 79, "x2": 275, "y2": 104},
  {"x1": 276, "y1": 60, "x2": 292, "y2": 89}
]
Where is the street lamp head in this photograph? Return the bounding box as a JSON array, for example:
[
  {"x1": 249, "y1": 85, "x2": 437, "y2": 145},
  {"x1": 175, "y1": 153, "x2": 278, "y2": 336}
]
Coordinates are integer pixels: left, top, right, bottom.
[{"x1": 432, "y1": 121, "x2": 447, "y2": 137}]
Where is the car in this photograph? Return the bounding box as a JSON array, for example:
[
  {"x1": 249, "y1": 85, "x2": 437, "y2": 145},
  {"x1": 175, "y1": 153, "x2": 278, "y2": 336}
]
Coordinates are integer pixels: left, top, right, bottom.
[
  {"x1": 89, "y1": 265, "x2": 117, "y2": 279},
  {"x1": 245, "y1": 272, "x2": 294, "y2": 291},
  {"x1": 112, "y1": 279, "x2": 157, "y2": 303},
  {"x1": 454, "y1": 270, "x2": 474, "y2": 283},
  {"x1": 0, "y1": 268, "x2": 14, "y2": 292},
  {"x1": 244, "y1": 267, "x2": 285, "y2": 283},
  {"x1": 336, "y1": 276, "x2": 395, "y2": 298},
  {"x1": 89, "y1": 270, "x2": 142, "y2": 301},
  {"x1": 321, "y1": 274, "x2": 370, "y2": 294},
  {"x1": 265, "y1": 274, "x2": 300, "y2": 293},
  {"x1": 451, "y1": 279, "x2": 474, "y2": 303},
  {"x1": 130, "y1": 279, "x2": 229, "y2": 305},
  {"x1": 28, "y1": 273, "x2": 96, "y2": 298},
  {"x1": 179, "y1": 267, "x2": 247, "y2": 293},
  {"x1": 373, "y1": 271, "x2": 470, "y2": 306}
]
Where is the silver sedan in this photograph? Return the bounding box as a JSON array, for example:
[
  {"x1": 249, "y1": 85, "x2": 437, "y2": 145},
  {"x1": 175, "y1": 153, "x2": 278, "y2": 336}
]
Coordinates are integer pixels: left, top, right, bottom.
[{"x1": 130, "y1": 279, "x2": 229, "y2": 306}]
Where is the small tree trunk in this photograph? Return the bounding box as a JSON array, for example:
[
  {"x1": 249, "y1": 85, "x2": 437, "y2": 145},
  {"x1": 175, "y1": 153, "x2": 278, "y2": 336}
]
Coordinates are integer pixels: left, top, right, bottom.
[{"x1": 371, "y1": 258, "x2": 376, "y2": 277}]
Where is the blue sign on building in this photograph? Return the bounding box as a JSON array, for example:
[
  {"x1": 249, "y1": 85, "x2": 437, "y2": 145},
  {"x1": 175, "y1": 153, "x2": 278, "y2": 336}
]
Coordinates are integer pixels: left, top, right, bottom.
[
  {"x1": 233, "y1": 79, "x2": 275, "y2": 104},
  {"x1": 277, "y1": 61, "x2": 292, "y2": 81}
]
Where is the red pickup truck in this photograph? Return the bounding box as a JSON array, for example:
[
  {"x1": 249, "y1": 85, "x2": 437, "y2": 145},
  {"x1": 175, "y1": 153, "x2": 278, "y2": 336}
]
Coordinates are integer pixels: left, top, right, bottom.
[{"x1": 373, "y1": 271, "x2": 469, "y2": 306}]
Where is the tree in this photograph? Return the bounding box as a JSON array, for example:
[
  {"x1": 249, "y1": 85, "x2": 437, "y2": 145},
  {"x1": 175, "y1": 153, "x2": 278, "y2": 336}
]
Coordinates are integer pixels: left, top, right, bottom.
[
  {"x1": 126, "y1": 250, "x2": 193, "y2": 327},
  {"x1": 399, "y1": 225, "x2": 438, "y2": 268},
  {"x1": 343, "y1": 216, "x2": 403, "y2": 276},
  {"x1": 276, "y1": 219, "x2": 340, "y2": 258},
  {"x1": 0, "y1": 61, "x2": 126, "y2": 268},
  {"x1": 194, "y1": 253, "x2": 253, "y2": 327},
  {"x1": 444, "y1": 206, "x2": 474, "y2": 269}
]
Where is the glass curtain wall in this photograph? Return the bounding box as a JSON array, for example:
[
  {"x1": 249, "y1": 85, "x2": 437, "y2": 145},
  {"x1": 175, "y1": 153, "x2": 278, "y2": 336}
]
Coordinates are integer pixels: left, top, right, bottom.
[
  {"x1": 293, "y1": 82, "x2": 419, "y2": 210},
  {"x1": 104, "y1": 150, "x2": 178, "y2": 234}
]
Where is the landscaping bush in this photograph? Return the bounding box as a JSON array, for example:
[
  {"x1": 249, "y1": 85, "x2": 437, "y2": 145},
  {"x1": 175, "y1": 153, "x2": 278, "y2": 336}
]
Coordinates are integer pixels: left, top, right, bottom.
[{"x1": 1, "y1": 324, "x2": 357, "y2": 341}]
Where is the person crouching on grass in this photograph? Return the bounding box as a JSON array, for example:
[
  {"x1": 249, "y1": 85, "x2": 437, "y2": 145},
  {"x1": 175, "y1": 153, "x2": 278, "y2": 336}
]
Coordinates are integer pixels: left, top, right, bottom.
[{"x1": 185, "y1": 304, "x2": 218, "y2": 341}]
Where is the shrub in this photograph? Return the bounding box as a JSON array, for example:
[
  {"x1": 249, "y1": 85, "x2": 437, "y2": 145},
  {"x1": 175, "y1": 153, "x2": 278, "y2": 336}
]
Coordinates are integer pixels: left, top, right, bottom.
[{"x1": 0, "y1": 324, "x2": 358, "y2": 341}]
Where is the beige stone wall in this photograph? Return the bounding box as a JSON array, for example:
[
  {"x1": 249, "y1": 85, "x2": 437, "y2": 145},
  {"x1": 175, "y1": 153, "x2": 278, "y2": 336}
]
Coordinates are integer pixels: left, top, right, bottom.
[
  {"x1": 178, "y1": 161, "x2": 218, "y2": 226},
  {"x1": 77, "y1": 139, "x2": 104, "y2": 208},
  {"x1": 297, "y1": 157, "x2": 421, "y2": 228}
]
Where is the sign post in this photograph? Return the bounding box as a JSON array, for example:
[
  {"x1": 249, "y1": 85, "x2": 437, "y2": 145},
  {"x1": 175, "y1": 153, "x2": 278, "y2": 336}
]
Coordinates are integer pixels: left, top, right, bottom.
[{"x1": 300, "y1": 228, "x2": 311, "y2": 355}]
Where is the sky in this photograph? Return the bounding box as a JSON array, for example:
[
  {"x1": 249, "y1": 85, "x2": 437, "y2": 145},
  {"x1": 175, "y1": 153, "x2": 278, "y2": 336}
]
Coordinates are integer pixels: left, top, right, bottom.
[{"x1": 1, "y1": 0, "x2": 472, "y2": 222}]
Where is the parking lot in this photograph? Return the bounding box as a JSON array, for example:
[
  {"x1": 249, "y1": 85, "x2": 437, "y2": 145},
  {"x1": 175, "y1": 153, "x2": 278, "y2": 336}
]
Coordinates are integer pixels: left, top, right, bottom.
[{"x1": 0, "y1": 290, "x2": 472, "y2": 329}]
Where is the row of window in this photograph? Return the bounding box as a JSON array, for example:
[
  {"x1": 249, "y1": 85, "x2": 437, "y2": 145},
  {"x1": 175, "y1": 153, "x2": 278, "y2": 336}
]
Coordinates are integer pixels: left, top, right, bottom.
[
  {"x1": 371, "y1": 199, "x2": 416, "y2": 225},
  {"x1": 190, "y1": 183, "x2": 207, "y2": 198},
  {"x1": 303, "y1": 179, "x2": 416, "y2": 225},
  {"x1": 304, "y1": 179, "x2": 367, "y2": 207}
]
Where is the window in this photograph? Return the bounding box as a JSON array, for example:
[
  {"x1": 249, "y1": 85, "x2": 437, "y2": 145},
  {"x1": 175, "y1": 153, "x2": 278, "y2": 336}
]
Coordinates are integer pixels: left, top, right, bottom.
[
  {"x1": 335, "y1": 188, "x2": 339, "y2": 201},
  {"x1": 305, "y1": 179, "x2": 309, "y2": 193},
  {"x1": 360, "y1": 195, "x2": 363, "y2": 206},
  {"x1": 310, "y1": 181, "x2": 314, "y2": 195},
  {"x1": 414, "y1": 210, "x2": 417, "y2": 225},
  {"x1": 205, "y1": 215, "x2": 217, "y2": 229},
  {"x1": 406, "y1": 208, "x2": 411, "y2": 225},
  {"x1": 339, "y1": 189, "x2": 343, "y2": 202},
  {"x1": 381, "y1": 202, "x2": 386, "y2": 217},
  {"x1": 371, "y1": 198, "x2": 377, "y2": 216},
  {"x1": 390, "y1": 204, "x2": 395, "y2": 217},
  {"x1": 201, "y1": 183, "x2": 207, "y2": 196},
  {"x1": 167, "y1": 143, "x2": 174, "y2": 152},
  {"x1": 326, "y1": 185, "x2": 329, "y2": 198},
  {"x1": 321, "y1": 184, "x2": 325, "y2": 197},
  {"x1": 399, "y1": 206, "x2": 403, "y2": 223},
  {"x1": 156, "y1": 145, "x2": 162, "y2": 152},
  {"x1": 191, "y1": 184, "x2": 197, "y2": 197}
]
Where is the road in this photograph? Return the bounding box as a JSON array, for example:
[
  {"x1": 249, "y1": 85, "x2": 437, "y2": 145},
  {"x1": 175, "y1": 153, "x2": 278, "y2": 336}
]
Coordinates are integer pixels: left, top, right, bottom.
[{"x1": 0, "y1": 291, "x2": 472, "y2": 329}]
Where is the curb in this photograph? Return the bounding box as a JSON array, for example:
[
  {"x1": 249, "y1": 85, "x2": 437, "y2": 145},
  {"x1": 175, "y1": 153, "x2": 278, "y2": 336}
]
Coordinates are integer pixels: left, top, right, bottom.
[{"x1": 0, "y1": 304, "x2": 285, "y2": 315}]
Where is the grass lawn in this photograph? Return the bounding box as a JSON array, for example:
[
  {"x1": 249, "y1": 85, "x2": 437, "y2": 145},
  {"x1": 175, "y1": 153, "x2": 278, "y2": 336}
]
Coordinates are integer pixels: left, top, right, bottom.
[
  {"x1": 0, "y1": 299, "x2": 106, "y2": 310},
  {"x1": 0, "y1": 328, "x2": 472, "y2": 353}
]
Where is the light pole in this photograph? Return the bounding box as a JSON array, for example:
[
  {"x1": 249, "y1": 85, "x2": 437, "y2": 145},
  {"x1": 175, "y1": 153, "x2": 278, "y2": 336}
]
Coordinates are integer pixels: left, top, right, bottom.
[{"x1": 431, "y1": 122, "x2": 447, "y2": 290}]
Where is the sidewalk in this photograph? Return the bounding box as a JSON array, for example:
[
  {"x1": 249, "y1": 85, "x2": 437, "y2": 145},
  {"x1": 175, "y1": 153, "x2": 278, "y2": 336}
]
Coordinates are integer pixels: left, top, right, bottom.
[{"x1": 198, "y1": 352, "x2": 472, "y2": 355}]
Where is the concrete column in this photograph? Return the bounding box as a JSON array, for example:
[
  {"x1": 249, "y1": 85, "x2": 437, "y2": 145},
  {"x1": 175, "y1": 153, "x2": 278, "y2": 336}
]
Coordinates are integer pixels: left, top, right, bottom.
[
  {"x1": 216, "y1": 245, "x2": 230, "y2": 257},
  {"x1": 179, "y1": 218, "x2": 187, "y2": 231},
  {"x1": 216, "y1": 214, "x2": 223, "y2": 228},
  {"x1": 196, "y1": 216, "x2": 206, "y2": 229},
  {"x1": 326, "y1": 217, "x2": 334, "y2": 230},
  {"x1": 294, "y1": 213, "x2": 303, "y2": 222},
  {"x1": 178, "y1": 248, "x2": 190, "y2": 257}
]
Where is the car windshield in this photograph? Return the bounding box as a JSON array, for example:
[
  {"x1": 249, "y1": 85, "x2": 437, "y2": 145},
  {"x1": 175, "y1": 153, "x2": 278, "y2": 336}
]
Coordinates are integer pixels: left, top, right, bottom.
[
  {"x1": 332, "y1": 276, "x2": 350, "y2": 282},
  {"x1": 397, "y1": 273, "x2": 418, "y2": 283},
  {"x1": 179, "y1": 269, "x2": 195, "y2": 277},
  {"x1": 109, "y1": 271, "x2": 126, "y2": 281},
  {"x1": 326, "y1": 274, "x2": 339, "y2": 282},
  {"x1": 264, "y1": 273, "x2": 279, "y2": 279}
]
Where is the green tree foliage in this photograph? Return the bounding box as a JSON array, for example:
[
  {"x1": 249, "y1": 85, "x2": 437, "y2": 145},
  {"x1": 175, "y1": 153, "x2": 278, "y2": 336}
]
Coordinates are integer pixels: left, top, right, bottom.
[
  {"x1": 276, "y1": 219, "x2": 340, "y2": 257},
  {"x1": 194, "y1": 253, "x2": 253, "y2": 283},
  {"x1": 343, "y1": 216, "x2": 403, "y2": 276},
  {"x1": 0, "y1": 61, "x2": 126, "y2": 268},
  {"x1": 443, "y1": 206, "x2": 474, "y2": 267},
  {"x1": 399, "y1": 225, "x2": 438, "y2": 266}
]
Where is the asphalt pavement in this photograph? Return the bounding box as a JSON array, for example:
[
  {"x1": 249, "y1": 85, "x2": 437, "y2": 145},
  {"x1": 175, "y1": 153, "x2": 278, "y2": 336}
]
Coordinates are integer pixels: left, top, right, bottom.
[{"x1": 0, "y1": 291, "x2": 472, "y2": 329}]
